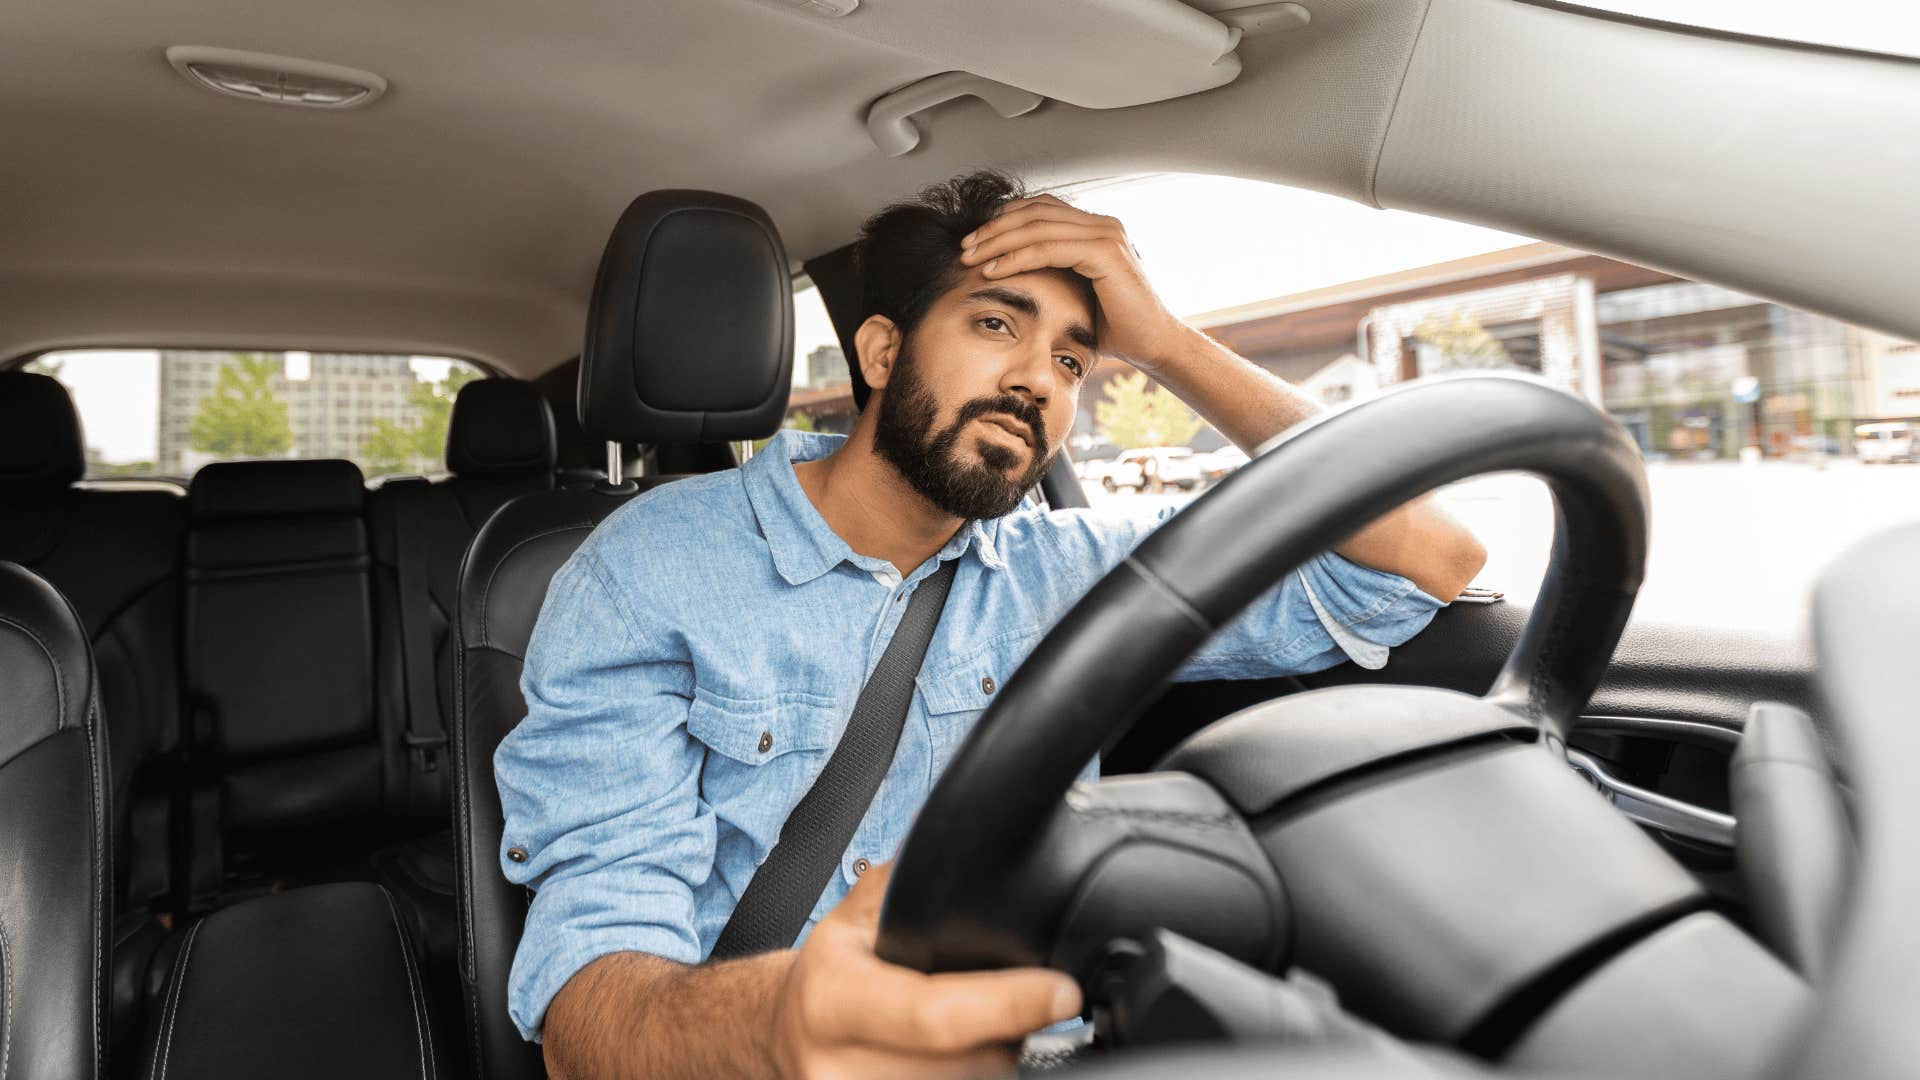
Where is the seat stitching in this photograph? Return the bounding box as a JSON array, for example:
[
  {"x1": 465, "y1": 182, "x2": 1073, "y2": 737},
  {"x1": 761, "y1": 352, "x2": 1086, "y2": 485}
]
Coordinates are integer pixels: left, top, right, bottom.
[
  {"x1": 151, "y1": 920, "x2": 202, "y2": 1080},
  {"x1": 0, "y1": 615, "x2": 66, "y2": 731},
  {"x1": 475, "y1": 522, "x2": 596, "y2": 649},
  {"x1": 377, "y1": 887, "x2": 433, "y2": 1080},
  {"x1": 1, "y1": 919, "x2": 14, "y2": 1080},
  {"x1": 86, "y1": 707, "x2": 106, "y2": 1080}
]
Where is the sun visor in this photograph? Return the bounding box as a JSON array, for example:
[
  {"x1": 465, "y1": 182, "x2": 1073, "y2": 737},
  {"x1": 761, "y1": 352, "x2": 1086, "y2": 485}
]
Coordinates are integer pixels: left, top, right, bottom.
[
  {"x1": 759, "y1": 0, "x2": 1310, "y2": 110},
  {"x1": 579, "y1": 191, "x2": 794, "y2": 446}
]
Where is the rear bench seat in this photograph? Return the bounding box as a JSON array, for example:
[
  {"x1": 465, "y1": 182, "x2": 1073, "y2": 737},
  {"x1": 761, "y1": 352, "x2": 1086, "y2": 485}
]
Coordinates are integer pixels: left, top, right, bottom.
[{"x1": 4, "y1": 369, "x2": 560, "y2": 1073}]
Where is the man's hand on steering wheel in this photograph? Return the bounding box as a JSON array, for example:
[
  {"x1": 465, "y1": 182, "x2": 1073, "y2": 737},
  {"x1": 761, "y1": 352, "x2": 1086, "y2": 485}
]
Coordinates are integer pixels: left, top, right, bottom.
[{"x1": 773, "y1": 862, "x2": 1082, "y2": 1079}]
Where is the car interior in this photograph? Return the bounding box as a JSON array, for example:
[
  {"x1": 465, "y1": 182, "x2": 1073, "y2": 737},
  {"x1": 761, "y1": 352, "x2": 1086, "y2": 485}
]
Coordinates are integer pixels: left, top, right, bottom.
[{"x1": 2, "y1": 1, "x2": 1917, "y2": 1078}]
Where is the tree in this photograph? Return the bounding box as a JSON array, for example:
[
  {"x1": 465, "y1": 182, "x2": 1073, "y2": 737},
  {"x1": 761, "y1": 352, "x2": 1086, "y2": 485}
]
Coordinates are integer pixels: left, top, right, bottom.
[
  {"x1": 189, "y1": 353, "x2": 292, "y2": 458},
  {"x1": 1094, "y1": 370, "x2": 1204, "y2": 449},
  {"x1": 1413, "y1": 311, "x2": 1511, "y2": 371},
  {"x1": 361, "y1": 366, "x2": 482, "y2": 476}
]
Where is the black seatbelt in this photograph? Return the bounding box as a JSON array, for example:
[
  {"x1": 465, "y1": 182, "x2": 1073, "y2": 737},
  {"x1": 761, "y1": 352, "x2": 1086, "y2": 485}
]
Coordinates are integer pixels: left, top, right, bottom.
[
  {"x1": 394, "y1": 490, "x2": 450, "y2": 789},
  {"x1": 711, "y1": 557, "x2": 960, "y2": 959}
]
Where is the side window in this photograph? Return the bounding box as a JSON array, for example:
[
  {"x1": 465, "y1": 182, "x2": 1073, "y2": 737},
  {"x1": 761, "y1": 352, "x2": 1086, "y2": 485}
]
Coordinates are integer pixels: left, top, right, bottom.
[
  {"x1": 1052, "y1": 173, "x2": 1918, "y2": 632},
  {"x1": 786, "y1": 280, "x2": 855, "y2": 436},
  {"x1": 23, "y1": 349, "x2": 486, "y2": 480}
]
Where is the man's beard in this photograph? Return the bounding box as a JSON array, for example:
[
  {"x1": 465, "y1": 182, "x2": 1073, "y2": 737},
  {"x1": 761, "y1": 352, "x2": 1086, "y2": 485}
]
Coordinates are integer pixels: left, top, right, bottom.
[{"x1": 872, "y1": 344, "x2": 1053, "y2": 521}]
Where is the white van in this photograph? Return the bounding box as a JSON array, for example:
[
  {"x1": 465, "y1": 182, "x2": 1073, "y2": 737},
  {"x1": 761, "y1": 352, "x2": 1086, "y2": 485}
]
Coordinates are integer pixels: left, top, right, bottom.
[{"x1": 1855, "y1": 421, "x2": 1917, "y2": 464}]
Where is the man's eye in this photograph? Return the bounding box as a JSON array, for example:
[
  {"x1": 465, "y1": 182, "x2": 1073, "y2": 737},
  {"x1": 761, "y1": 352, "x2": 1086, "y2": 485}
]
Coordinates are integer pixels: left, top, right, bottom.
[
  {"x1": 1058, "y1": 355, "x2": 1086, "y2": 378},
  {"x1": 980, "y1": 316, "x2": 1008, "y2": 333}
]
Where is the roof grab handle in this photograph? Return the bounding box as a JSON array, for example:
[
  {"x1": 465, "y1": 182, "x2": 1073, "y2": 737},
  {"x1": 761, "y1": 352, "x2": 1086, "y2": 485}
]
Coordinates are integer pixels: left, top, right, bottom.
[{"x1": 866, "y1": 72, "x2": 1043, "y2": 158}]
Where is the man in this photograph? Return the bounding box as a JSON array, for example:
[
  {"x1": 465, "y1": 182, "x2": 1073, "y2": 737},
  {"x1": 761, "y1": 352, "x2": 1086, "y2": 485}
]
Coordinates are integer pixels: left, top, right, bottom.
[{"x1": 497, "y1": 170, "x2": 1487, "y2": 1078}]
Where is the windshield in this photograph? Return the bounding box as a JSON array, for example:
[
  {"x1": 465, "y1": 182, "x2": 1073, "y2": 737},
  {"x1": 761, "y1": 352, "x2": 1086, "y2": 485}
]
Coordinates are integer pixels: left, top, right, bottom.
[{"x1": 1565, "y1": 0, "x2": 1920, "y2": 59}]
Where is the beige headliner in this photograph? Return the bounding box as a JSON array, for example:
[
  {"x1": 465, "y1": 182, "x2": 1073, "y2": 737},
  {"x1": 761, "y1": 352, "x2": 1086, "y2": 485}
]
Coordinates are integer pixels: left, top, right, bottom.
[{"x1": 3, "y1": 0, "x2": 1916, "y2": 377}]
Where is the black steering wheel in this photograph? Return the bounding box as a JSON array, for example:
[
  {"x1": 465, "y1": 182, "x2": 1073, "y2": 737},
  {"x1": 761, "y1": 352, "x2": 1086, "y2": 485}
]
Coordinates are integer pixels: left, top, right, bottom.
[{"x1": 876, "y1": 374, "x2": 1674, "y2": 1062}]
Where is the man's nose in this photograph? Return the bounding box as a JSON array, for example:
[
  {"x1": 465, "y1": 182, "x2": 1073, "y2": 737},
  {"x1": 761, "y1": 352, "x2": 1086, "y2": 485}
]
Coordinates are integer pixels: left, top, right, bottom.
[{"x1": 1000, "y1": 343, "x2": 1056, "y2": 405}]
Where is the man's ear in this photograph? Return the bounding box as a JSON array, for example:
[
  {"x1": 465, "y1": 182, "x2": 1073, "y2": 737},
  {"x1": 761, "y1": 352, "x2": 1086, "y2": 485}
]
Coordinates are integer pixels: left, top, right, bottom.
[{"x1": 853, "y1": 315, "x2": 900, "y2": 392}]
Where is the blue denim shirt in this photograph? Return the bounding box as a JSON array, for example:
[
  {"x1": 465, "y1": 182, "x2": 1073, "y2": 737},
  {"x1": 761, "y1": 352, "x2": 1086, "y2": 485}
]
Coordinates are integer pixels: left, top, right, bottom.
[{"x1": 496, "y1": 430, "x2": 1444, "y2": 1042}]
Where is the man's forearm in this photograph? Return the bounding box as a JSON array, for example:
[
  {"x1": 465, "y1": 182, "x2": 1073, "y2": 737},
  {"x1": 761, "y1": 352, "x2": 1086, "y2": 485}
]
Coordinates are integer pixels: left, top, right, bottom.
[
  {"x1": 1140, "y1": 326, "x2": 1487, "y2": 601},
  {"x1": 545, "y1": 950, "x2": 792, "y2": 1080}
]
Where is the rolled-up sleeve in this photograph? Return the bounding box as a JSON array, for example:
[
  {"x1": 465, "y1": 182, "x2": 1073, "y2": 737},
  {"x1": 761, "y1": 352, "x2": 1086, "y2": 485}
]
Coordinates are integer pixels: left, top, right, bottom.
[
  {"x1": 1176, "y1": 549, "x2": 1444, "y2": 680},
  {"x1": 494, "y1": 547, "x2": 711, "y2": 1043},
  {"x1": 1054, "y1": 505, "x2": 1444, "y2": 682}
]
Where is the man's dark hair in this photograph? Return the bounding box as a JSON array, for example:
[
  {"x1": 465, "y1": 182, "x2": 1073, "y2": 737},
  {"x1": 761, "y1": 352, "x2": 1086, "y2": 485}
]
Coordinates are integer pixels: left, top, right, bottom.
[{"x1": 855, "y1": 169, "x2": 1029, "y2": 341}]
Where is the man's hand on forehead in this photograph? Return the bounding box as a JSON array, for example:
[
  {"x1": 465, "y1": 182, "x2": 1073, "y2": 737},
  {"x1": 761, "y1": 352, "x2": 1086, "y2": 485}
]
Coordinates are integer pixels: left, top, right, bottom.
[{"x1": 957, "y1": 193, "x2": 1190, "y2": 374}]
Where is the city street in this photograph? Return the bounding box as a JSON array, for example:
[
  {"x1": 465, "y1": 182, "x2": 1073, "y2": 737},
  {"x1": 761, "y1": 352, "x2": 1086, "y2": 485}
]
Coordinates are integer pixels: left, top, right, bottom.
[{"x1": 1085, "y1": 459, "x2": 1920, "y2": 637}]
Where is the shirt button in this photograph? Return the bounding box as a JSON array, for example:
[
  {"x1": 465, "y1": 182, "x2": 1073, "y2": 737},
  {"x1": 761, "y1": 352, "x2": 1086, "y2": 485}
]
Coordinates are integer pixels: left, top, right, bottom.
[
  {"x1": 758, "y1": 731, "x2": 774, "y2": 753},
  {"x1": 981, "y1": 676, "x2": 996, "y2": 695},
  {"x1": 507, "y1": 846, "x2": 528, "y2": 863},
  {"x1": 852, "y1": 857, "x2": 871, "y2": 876}
]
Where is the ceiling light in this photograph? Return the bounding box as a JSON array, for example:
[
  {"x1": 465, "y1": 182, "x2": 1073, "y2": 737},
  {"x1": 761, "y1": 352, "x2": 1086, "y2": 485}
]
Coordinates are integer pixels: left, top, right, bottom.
[{"x1": 165, "y1": 46, "x2": 388, "y2": 110}]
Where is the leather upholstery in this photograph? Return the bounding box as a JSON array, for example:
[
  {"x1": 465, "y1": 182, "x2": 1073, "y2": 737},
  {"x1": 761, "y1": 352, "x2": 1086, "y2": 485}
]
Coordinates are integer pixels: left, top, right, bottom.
[
  {"x1": 455, "y1": 189, "x2": 792, "y2": 1078},
  {"x1": 0, "y1": 560, "x2": 111, "y2": 1079},
  {"x1": 0, "y1": 372, "x2": 85, "y2": 495},
  {"x1": 143, "y1": 882, "x2": 439, "y2": 1079},
  {"x1": 366, "y1": 380, "x2": 559, "y2": 1025},
  {"x1": 580, "y1": 190, "x2": 795, "y2": 444},
  {"x1": 447, "y1": 380, "x2": 558, "y2": 478},
  {"x1": 189, "y1": 457, "x2": 364, "y2": 520},
  {"x1": 185, "y1": 460, "x2": 382, "y2": 855},
  {"x1": 454, "y1": 486, "x2": 644, "y2": 1080},
  {"x1": 0, "y1": 377, "x2": 184, "y2": 1064}
]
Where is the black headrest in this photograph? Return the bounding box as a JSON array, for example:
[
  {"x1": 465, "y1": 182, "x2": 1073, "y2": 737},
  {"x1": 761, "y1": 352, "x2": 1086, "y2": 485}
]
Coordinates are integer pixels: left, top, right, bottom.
[
  {"x1": 446, "y1": 380, "x2": 557, "y2": 478},
  {"x1": 189, "y1": 459, "x2": 365, "y2": 521},
  {"x1": 0, "y1": 560, "x2": 95, "y2": 767},
  {"x1": 0, "y1": 372, "x2": 85, "y2": 497},
  {"x1": 580, "y1": 190, "x2": 794, "y2": 444}
]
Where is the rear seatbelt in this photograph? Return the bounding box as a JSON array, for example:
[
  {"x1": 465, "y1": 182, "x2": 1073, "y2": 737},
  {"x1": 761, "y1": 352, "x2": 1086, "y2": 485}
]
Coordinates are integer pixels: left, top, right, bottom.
[
  {"x1": 394, "y1": 491, "x2": 450, "y2": 794},
  {"x1": 710, "y1": 556, "x2": 959, "y2": 959}
]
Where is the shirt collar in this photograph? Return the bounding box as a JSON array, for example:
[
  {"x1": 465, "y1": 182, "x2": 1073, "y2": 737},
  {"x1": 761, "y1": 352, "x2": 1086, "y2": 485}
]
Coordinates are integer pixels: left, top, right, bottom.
[{"x1": 742, "y1": 430, "x2": 1008, "y2": 586}]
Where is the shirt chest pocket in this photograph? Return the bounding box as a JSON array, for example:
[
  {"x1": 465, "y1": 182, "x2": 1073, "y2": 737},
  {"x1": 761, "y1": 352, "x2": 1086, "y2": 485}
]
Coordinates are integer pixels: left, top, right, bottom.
[
  {"x1": 915, "y1": 627, "x2": 1044, "y2": 771},
  {"x1": 686, "y1": 687, "x2": 840, "y2": 859}
]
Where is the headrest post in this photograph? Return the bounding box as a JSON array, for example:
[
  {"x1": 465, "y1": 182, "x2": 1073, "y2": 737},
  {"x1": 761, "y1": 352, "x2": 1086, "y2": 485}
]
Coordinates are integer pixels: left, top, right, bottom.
[
  {"x1": 734, "y1": 439, "x2": 755, "y2": 465},
  {"x1": 604, "y1": 441, "x2": 625, "y2": 486}
]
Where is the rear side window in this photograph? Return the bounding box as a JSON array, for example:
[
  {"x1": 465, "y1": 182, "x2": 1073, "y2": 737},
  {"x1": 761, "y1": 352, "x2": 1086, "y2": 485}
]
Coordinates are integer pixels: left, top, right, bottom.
[{"x1": 22, "y1": 349, "x2": 487, "y2": 480}]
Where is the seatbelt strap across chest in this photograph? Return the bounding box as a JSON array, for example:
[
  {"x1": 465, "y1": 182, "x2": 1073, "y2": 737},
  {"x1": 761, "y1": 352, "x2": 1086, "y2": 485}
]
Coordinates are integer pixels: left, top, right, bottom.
[{"x1": 710, "y1": 556, "x2": 960, "y2": 959}]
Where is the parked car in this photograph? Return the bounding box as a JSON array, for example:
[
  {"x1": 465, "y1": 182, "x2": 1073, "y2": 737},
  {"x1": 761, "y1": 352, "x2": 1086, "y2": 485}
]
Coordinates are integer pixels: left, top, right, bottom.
[
  {"x1": 1075, "y1": 446, "x2": 1203, "y2": 492},
  {"x1": 1072, "y1": 445, "x2": 1131, "y2": 492},
  {"x1": 1127, "y1": 446, "x2": 1208, "y2": 491},
  {"x1": 1194, "y1": 445, "x2": 1250, "y2": 485},
  {"x1": 1856, "y1": 421, "x2": 1917, "y2": 463}
]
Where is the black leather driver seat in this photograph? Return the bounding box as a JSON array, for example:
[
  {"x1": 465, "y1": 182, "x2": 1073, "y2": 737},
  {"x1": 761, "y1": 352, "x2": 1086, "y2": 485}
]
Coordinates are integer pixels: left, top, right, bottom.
[
  {"x1": 0, "y1": 560, "x2": 112, "y2": 1079},
  {"x1": 452, "y1": 190, "x2": 794, "y2": 1079}
]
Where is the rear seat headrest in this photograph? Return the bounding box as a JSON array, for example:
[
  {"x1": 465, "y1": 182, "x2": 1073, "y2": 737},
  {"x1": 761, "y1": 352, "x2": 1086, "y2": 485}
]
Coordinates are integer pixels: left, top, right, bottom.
[
  {"x1": 580, "y1": 190, "x2": 794, "y2": 445},
  {"x1": 0, "y1": 372, "x2": 85, "y2": 497},
  {"x1": 189, "y1": 459, "x2": 365, "y2": 521},
  {"x1": 446, "y1": 380, "x2": 557, "y2": 478}
]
